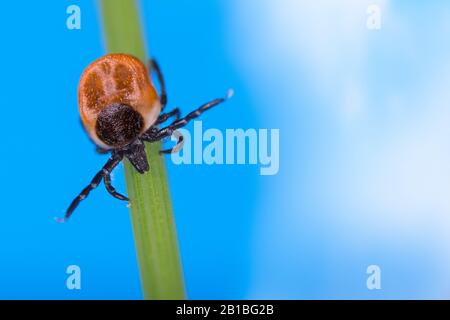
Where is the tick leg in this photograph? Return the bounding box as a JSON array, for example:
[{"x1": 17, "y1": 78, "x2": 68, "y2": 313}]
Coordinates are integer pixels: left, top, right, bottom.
[
  {"x1": 149, "y1": 59, "x2": 167, "y2": 110},
  {"x1": 160, "y1": 130, "x2": 184, "y2": 155},
  {"x1": 152, "y1": 89, "x2": 233, "y2": 141},
  {"x1": 156, "y1": 107, "x2": 180, "y2": 125},
  {"x1": 104, "y1": 173, "x2": 129, "y2": 201},
  {"x1": 141, "y1": 108, "x2": 180, "y2": 140},
  {"x1": 56, "y1": 153, "x2": 123, "y2": 223}
]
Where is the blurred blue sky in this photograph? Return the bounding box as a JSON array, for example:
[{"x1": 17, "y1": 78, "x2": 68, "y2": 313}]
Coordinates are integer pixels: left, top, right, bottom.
[
  {"x1": 1, "y1": 0, "x2": 450, "y2": 299},
  {"x1": 232, "y1": 0, "x2": 450, "y2": 299}
]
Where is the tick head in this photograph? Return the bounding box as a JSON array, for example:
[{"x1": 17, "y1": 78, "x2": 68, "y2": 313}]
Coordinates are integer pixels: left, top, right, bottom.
[{"x1": 95, "y1": 103, "x2": 144, "y2": 148}]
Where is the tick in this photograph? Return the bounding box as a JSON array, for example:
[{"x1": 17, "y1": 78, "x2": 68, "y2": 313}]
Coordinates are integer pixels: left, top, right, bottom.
[{"x1": 57, "y1": 53, "x2": 232, "y2": 222}]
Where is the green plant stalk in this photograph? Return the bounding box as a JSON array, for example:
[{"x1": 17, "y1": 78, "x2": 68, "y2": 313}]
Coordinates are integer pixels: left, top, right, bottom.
[{"x1": 99, "y1": 0, "x2": 185, "y2": 300}]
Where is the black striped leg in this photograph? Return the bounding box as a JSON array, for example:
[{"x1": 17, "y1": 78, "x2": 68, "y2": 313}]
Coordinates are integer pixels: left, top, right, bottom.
[
  {"x1": 104, "y1": 173, "x2": 129, "y2": 201},
  {"x1": 152, "y1": 89, "x2": 233, "y2": 142},
  {"x1": 159, "y1": 130, "x2": 184, "y2": 155},
  {"x1": 156, "y1": 107, "x2": 180, "y2": 125},
  {"x1": 55, "y1": 153, "x2": 123, "y2": 223},
  {"x1": 149, "y1": 59, "x2": 167, "y2": 110}
]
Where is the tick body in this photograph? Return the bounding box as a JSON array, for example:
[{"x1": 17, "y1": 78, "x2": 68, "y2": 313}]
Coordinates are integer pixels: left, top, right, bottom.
[
  {"x1": 79, "y1": 54, "x2": 161, "y2": 150},
  {"x1": 58, "y1": 53, "x2": 232, "y2": 222}
]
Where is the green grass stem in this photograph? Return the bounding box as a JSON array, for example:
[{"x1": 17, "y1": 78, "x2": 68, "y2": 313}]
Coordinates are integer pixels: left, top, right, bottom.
[{"x1": 99, "y1": 0, "x2": 185, "y2": 300}]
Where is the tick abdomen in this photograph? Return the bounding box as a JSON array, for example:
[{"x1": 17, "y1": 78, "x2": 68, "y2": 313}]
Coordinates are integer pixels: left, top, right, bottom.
[{"x1": 78, "y1": 54, "x2": 161, "y2": 149}]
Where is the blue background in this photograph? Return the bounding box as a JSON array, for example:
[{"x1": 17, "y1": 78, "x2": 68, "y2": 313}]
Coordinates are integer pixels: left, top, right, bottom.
[{"x1": 1, "y1": 0, "x2": 450, "y2": 299}]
